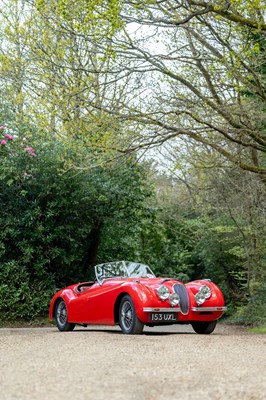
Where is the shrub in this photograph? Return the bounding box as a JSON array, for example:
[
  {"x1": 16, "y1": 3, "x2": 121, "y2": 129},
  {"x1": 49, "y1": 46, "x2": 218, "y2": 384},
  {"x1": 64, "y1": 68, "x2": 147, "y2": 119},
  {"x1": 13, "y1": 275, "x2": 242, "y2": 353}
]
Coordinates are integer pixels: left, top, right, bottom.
[
  {"x1": 230, "y1": 286, "x2": 266, "y2": 327},
  {"x1": 0, "y1": 261, "x2": 56, "y2": 321}
]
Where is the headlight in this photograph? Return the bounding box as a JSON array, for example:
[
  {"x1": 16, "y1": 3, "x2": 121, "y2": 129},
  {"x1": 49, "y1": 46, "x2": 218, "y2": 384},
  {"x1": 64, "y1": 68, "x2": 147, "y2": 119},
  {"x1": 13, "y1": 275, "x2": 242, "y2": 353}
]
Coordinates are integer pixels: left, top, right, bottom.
[
  {"x1": 195, "y1": 285, "x2": 212, "y2": 305},
  {"x1": 157, "y1": 285, "x2": 170, "y2": 300},
  {"x1": 195, "y1": 291, "x2": 206, "y2": 305},
  {"x1": 169, "y1": 293, "x2": 180, "y2": 306},
  {"x1": 200, "y1": 285, "x2": 211, "y2": 299}
]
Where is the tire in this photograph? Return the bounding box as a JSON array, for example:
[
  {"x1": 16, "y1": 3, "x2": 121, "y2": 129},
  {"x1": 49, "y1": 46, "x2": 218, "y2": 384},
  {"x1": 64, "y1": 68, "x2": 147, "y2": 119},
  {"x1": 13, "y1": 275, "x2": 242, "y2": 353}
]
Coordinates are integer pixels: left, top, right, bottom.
[
  {"x1": 119, "y1": 295, "x2": 144, "y2": 335},
  {"x1": 191, "y1": 320, "x2": 217, "y2": 334},
  {"x1": 55, "y1": 299, "x2": 75, "y2": 332}
]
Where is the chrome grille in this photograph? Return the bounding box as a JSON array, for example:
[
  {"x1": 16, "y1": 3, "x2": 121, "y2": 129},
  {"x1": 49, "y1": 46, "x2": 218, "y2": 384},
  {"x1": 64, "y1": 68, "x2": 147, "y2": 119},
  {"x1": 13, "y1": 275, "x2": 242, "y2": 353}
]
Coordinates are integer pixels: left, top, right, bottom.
[{"x1": 173, "y1": 283, "x2": 189, "y2": 315}]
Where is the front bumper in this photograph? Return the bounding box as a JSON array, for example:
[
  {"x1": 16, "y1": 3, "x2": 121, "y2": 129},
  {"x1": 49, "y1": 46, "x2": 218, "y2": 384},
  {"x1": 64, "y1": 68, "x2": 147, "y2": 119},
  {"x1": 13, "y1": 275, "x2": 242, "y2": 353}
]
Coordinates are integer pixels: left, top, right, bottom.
[
  {"x1": 143, "y1": 307, "x2": 180, "y2": 312},
  {"x1": 191, "y1": 306, "x2": 227, "y2": 312},
  {"x1": 143, "y1": 306, "x2": 227, "y2": 313}
]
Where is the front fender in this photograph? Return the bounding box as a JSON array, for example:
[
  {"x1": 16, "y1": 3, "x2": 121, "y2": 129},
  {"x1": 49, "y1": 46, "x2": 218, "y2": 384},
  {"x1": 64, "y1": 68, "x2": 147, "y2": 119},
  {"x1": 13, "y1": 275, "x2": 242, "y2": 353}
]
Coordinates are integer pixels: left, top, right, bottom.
[
  {"x1": 49, "y1": 289, "x2": 76, "y2": 321},
  {"x1": 118, "y1": 282, "x2": 165, "y2": 323},
  {"x1": 186, "y1": 280, "x2": 226, "y2": 306}
]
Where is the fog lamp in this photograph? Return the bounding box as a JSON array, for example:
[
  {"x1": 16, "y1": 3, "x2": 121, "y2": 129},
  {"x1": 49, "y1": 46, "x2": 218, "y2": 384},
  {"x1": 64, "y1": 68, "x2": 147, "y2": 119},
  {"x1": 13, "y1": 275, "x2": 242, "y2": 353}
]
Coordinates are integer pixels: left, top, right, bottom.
[{"x1": 169, "y1": 293, "x2": 180, "y2": 306}]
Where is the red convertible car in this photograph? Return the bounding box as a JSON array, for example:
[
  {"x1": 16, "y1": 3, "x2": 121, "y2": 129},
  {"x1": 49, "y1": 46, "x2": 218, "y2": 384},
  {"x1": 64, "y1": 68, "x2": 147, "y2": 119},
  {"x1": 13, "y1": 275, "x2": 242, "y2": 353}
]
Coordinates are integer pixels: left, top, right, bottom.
[{"x1": 49, "y1": 261, "x2": 227, "y2": 334}]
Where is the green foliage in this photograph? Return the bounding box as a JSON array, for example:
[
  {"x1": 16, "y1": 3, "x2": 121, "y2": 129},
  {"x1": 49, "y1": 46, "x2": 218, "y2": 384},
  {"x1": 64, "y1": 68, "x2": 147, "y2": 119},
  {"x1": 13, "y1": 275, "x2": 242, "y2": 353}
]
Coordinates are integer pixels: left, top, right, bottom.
[
  {"x1": 147, "y1": 213, "x2": 195, "y2": 281},
  {"x1": 1, "y1": 123, "x2": 264, "y2": 325},
  {"x1": 188, "y1": 216, "x2": 249, "y2": 310},
  {"x1": 0, "y1": 0, "x2": 266, "y2": 328},
  {"x1": 0, "y1": 261, "x2": 55, "y2": 321},
  {"x1": 230, "y1": 286, "x2": 266, "y2": 326},
  {"x1": 249, "y1": 326, "x2": 266, "y2": 333},
  {"x1": 36, "y1": 0, "x2": 123, "y2": 36},
  {"x1": 0, "y1": 124, "x2": 153, "y2": 320}
]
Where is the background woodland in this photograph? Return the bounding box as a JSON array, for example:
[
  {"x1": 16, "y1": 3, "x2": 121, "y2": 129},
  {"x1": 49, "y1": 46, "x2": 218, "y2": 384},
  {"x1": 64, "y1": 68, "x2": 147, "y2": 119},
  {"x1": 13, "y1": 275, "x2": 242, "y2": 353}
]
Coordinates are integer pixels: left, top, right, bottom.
[{"x1": 0, "y1": 0, "x2": 266, "y2": 325}]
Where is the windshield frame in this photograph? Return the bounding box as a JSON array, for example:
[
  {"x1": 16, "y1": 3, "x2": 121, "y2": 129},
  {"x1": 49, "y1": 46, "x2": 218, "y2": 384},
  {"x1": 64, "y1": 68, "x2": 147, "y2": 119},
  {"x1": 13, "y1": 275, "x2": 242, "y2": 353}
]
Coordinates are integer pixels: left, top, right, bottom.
[{"x1": 94, "y1": 261, "x2": 155, "y2": 285}]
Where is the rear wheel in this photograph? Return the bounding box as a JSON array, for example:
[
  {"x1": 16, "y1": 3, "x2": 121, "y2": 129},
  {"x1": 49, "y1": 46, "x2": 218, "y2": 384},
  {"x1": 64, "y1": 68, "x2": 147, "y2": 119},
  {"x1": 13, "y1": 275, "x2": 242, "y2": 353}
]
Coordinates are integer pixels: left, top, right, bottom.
[
  {"x1": 191, "y1": 320, "x2": 217, "y2": 334},
  {"x1": 55, "y1": 299, "x2": 75, "y2": 332},
  {"x1": 119, "y1": 295, "x2": 144, "y2": 335}
]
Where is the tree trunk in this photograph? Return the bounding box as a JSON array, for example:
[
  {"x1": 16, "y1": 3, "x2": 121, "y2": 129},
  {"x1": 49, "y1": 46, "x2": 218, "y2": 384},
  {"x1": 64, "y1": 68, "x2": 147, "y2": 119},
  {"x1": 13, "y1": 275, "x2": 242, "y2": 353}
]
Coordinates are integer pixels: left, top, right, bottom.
[{"x1": 82, "y1": 221, "x2": 103, "y2": 277}]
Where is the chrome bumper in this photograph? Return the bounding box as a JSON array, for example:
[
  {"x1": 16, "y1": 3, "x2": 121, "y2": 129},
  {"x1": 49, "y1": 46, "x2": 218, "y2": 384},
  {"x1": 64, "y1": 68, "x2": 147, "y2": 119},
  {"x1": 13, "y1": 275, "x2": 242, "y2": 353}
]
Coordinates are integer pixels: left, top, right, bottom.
[
  {"x1": 143, "y1": 307, "x2": 180, "y2": 312},
  {"x1": 192, "y1": 306, "x2": 227, "y2": 312},
  {"x1": 143, "y1": 306, "x2": 227, "y2": 313}
]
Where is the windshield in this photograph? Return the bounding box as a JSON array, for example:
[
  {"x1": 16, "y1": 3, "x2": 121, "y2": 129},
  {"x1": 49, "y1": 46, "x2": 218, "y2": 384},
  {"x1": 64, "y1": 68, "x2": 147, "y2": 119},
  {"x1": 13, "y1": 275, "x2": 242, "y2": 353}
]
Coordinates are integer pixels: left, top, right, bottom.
[{"x1": 95, "y1": 261, "x2": 155, "y2": 285}]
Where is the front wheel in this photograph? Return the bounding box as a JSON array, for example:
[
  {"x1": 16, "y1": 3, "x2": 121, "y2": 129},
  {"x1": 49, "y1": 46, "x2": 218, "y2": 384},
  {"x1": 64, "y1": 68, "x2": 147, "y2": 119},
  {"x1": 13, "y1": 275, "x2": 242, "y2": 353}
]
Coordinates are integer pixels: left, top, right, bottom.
[
  {"x1": 55, "y1": 299, "x2": 75, "y2": 332},
  {"x1": 119, "y1": 295, "x2": 144, "y2": 335},
  {"x1": 191, "y1": 320, "x2": 217, "y2": 334}
]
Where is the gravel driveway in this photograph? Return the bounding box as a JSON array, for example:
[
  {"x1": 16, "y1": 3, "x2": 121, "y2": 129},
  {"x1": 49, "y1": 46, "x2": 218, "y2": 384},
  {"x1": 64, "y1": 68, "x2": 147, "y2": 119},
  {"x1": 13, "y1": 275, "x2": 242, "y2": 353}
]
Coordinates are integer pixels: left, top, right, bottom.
[{"x1": 0, "y1": 323, "x2": 265, "y2": 400}]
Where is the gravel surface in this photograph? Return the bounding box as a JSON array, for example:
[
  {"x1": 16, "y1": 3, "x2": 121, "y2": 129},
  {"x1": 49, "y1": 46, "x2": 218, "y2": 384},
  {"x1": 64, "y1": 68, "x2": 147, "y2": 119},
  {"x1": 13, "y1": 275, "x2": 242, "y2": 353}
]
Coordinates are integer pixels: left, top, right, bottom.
[{"x1": 0, "y1": 323, "x2": 266, "y2": 400}]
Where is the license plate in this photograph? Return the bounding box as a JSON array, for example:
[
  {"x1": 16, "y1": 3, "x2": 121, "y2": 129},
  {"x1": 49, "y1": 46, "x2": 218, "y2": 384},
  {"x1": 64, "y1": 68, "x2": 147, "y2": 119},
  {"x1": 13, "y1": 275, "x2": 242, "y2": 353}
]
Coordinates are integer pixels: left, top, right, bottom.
[{"x1": 150, "y1": 313, "x2": 178, "y2": 322}]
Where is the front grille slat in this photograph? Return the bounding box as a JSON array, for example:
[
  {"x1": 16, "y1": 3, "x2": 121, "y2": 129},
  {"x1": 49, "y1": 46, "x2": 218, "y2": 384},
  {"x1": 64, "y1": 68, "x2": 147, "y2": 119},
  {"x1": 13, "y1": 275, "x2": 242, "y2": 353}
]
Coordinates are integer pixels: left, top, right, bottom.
[{"x1": 173, "y1": 283, "x2": 189, "y2": 315}]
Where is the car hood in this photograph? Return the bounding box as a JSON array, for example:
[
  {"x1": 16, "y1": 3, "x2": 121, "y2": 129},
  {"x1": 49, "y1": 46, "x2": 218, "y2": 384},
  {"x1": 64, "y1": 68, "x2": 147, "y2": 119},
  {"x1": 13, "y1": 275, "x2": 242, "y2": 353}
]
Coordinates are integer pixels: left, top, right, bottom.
[{"x1": 133, "y1": 277, "x2": 182, "y2": 292}]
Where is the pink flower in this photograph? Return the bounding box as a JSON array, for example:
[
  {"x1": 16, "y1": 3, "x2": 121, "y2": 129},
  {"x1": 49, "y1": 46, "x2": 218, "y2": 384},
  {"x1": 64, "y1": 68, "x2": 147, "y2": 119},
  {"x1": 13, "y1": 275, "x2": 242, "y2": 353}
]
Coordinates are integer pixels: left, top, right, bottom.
[
  {"x1": 25, "y1": 147, "x2": 36, "y2": 157},
  {"x1": 0, "y1": 125, "x2": 4, "y2": 131},
  {"x1": 4, "y1": 134, "x2": 13, "y2": 140},
  {"x1": 1, "y1": 140, "x2": 7, "y2": 145}
]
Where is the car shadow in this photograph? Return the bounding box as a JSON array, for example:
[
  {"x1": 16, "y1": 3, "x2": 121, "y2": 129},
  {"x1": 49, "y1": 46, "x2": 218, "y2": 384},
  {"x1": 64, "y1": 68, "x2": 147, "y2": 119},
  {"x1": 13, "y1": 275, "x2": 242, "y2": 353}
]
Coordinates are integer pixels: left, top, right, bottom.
[{"x1": 71, "y1": 328, "x2": 195, "y2": 335}]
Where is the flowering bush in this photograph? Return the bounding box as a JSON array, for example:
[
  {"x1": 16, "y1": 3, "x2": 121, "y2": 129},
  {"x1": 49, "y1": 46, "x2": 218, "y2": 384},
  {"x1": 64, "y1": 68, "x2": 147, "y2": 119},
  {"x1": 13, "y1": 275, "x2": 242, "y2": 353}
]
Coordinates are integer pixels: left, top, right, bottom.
[
  {"x1": 0, "y1": 125, "x2": 36, "y2": 156},
  {"x1": 0, "y1": 124, "x2": 38, "y2": 189},
  {"x1": 25, "y1": 147, "x2": 37, "y2": 157},
  {"x1": 0, "y1": 123, "x2": 153, "y2": 321}
]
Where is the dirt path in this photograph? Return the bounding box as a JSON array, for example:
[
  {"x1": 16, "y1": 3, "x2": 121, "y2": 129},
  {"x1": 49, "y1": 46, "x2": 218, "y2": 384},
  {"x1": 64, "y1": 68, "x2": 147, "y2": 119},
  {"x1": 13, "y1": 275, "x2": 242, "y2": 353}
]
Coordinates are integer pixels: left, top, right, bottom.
[{"x1": 0, "y1": 323, "x2": 265, "y2": 400}]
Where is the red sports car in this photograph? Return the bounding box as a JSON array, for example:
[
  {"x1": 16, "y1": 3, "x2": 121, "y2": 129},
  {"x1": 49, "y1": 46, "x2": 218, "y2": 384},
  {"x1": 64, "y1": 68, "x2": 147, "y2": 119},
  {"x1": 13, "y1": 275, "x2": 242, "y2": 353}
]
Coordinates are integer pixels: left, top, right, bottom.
[{"x1": 49, "y1": 261, "x2": 227, "y2": 334}]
